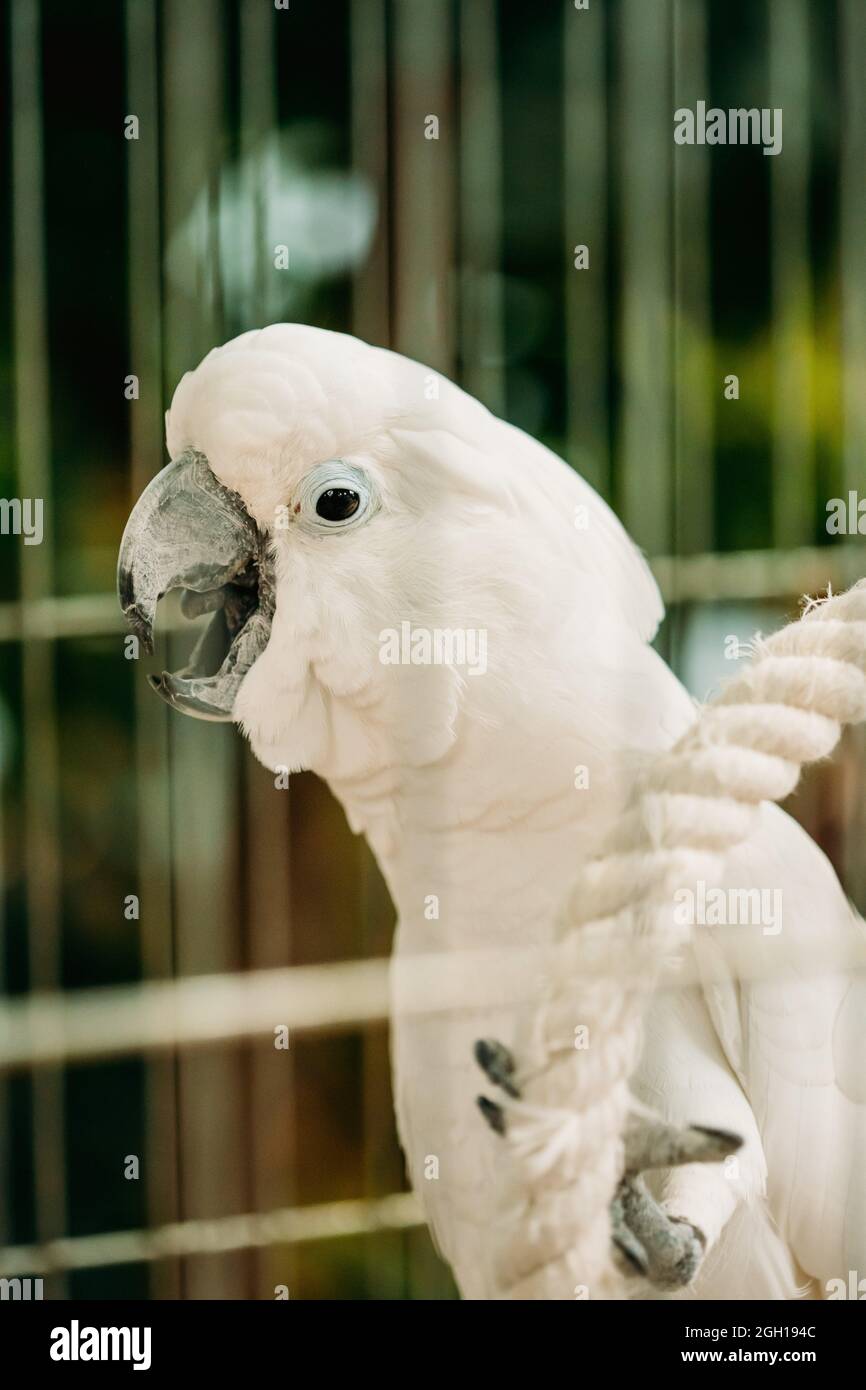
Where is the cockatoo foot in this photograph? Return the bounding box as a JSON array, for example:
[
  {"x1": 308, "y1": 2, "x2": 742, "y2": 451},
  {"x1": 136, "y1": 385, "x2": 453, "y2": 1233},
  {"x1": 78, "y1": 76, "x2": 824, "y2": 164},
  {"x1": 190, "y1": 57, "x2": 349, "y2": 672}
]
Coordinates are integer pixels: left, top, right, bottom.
[
  {"x1": 474, "y1": 1038, "x2": 742, "y2": 1291},
  {"x1": 613, "y1": 1114, "x2": 741, "y2": 1288},
  {"x1": 613, "y1": 1175, "x2": 706, "y2": 1288}
]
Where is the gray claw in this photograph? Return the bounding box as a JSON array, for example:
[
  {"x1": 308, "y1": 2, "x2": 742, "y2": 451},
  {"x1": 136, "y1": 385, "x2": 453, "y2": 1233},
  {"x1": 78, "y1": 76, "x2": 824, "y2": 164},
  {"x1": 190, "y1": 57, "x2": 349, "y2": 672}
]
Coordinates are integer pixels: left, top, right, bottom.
[
  {"x1": 477, "y1": 1095, "x2": 506, "y2": 1136},
  {"x1": 474, "y1": 1038, "x2": 521, "y2": 1098}
]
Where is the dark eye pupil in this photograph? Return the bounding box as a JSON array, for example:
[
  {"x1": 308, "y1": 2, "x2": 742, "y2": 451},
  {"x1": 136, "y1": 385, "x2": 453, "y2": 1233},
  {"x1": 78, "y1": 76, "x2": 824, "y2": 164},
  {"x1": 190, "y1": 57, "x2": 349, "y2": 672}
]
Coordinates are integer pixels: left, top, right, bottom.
[{"x1": 316, "y1": 488, "x2": 360, "y2": 522}]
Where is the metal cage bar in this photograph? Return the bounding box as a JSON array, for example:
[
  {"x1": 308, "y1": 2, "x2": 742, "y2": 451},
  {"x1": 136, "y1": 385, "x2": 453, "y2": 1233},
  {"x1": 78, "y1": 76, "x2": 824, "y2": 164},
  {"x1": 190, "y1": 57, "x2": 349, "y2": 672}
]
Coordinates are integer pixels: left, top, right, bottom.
[
  {"x1": 125, "y1": 0, "x2": 182, "y2": 1302},
  {"x1": 10, "y1": 0, "x2": 67, "y2": 1297}
]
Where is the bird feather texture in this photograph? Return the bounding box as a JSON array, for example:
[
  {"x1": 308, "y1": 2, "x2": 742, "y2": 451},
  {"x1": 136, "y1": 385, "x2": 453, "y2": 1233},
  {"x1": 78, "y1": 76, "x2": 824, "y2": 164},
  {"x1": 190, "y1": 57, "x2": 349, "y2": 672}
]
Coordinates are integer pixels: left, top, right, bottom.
[{"x1": 164, "y1": 325, "x2": 865, "y2": 1299}]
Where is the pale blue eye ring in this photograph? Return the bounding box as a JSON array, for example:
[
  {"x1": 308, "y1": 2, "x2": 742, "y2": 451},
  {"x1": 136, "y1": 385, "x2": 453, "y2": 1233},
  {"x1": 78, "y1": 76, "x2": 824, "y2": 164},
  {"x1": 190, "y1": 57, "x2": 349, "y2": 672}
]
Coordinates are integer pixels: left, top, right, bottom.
[{"x1": 296, "y1": 462, "x2": 377, "y2": 532}]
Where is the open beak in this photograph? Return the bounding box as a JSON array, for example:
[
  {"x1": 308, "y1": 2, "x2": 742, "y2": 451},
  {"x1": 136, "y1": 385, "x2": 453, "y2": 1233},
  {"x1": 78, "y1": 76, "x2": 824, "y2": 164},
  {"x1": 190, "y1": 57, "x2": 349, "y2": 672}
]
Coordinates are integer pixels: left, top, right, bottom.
[{"x1": 117, "y1": 451, "x2": 274, "y2": 721}]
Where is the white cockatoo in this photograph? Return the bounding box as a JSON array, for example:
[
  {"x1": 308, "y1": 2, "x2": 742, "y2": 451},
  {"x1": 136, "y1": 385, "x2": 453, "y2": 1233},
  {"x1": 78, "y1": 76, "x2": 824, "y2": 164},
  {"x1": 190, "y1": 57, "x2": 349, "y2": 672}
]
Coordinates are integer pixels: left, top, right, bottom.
[{"x1": 118, "y1": 323, "x2": 865, "y2": 1300}]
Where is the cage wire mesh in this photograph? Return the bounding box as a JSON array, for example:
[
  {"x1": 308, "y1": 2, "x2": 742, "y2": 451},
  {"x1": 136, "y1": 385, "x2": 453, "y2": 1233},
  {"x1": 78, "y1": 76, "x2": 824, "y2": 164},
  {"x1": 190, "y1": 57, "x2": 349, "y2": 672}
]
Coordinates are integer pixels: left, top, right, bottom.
[{"x1": 0, "y1": 0, "x2": 864, "y2": 1300}]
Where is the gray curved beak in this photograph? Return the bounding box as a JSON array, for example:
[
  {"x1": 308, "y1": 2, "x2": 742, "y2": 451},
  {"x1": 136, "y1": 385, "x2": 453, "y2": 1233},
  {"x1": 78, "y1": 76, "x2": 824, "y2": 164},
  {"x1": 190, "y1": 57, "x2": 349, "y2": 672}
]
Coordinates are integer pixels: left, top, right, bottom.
[{"x1": 117, "y1": 451, "x2": 274, "y2": 721}]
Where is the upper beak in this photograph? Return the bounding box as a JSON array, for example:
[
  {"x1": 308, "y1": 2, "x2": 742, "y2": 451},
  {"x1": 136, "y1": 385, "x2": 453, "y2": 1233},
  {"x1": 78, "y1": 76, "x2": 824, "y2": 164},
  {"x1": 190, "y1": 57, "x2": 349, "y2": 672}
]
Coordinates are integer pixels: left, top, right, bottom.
[
  {"x1": 118, "y1": 451, "x2": 260, "y2": 652},
  {"x1": 117, "y1": 451, "x2": 274, "y2": 721}
]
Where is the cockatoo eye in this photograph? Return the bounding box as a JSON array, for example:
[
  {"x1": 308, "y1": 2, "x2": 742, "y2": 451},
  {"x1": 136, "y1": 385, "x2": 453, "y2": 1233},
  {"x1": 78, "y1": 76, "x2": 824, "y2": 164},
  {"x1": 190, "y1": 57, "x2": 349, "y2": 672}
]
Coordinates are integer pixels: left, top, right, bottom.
[
  {"x1": 298, "y1": 461, "x2": 377, "y2": 532},
  {"x1": 316, "y1": 487, "x2": 360, "y2": 522}
]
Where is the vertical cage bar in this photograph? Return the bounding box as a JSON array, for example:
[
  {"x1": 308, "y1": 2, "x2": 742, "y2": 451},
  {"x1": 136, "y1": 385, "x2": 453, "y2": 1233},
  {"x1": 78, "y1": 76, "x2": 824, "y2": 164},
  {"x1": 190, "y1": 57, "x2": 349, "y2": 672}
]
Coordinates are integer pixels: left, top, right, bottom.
[
  {"x1": 391, "y1": 0, "x2": 456, "y2": 1295},
  {"x1": 839, "y1": 0, "x2": 866, "y2": 909},
  {"x1": 458, "y1": 0, "x2": 504, "y2": 415},
  {"x1": 0, "y1": 796, "x2": 6, "y2": 1250},
  {"x1": 350, "y1": 0, "x2": 409, "y2": 1301},
  {"x1": 162, "y1": 0, "x2": 248, "y2": 1299},
  {"x1": 563, "y1": 0, "x2": 609, "y2": 496},
  {"x1": 125, "y1": 0, "x2": 181, "y2": 1300},
  {"x1": 238, "y1": 0, "x2": 298, "y2": 1302},
  {"x1": 392, "y1": 0, "x2": 456, "y2": 373},
  {"x1": 241, "y1": 753, "x2": 296, "y2": 1300},
  {"x1": 672, "y1": 0, "x2": 712, "y2": 567},
  {"x1": 770, "y1": 0, "x2": 814, "y2": 549},
  {"x1": 840, "y1": 0, "x2": 866, "y2": 507},
  {"x1": 239, "y1": 0, "x2": 278, "y2": 331},
  {"x1": 10, "y1": 0, "x2": 67, "y2": 1295},
  {"x1": 351, "y1": 0, "x2": 391, "y2": 348},
  {"x1": 617, "y1": 0, "x2": 674, "y2": 556}
]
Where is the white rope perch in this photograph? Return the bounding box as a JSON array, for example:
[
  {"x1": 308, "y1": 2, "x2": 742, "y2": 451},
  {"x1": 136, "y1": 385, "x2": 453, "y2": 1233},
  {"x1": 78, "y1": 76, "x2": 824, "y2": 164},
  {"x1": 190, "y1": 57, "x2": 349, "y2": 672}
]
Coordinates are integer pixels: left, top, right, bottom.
[{"x1": 489, "y1": 580, "x2": 866, "y2": 1300}]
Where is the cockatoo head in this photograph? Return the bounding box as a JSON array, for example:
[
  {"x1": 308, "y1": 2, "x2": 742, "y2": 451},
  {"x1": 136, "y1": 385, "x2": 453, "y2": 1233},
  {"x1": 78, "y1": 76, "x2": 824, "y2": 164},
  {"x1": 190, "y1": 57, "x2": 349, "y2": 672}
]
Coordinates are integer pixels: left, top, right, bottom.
[{"x1": 118, "y1": 324, "x2": 660, "y2": 788}]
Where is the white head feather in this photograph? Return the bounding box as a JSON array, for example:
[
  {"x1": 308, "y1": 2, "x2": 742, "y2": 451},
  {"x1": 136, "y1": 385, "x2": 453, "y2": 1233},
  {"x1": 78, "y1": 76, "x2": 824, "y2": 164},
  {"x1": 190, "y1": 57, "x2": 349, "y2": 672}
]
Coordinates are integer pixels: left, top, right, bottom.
[{"x1": 165, "y1": 324, "x2": 667, "y2": 834}]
